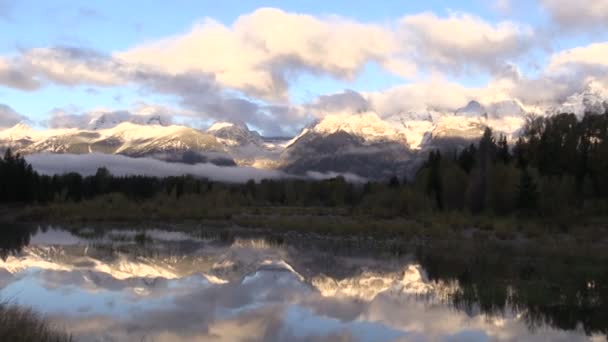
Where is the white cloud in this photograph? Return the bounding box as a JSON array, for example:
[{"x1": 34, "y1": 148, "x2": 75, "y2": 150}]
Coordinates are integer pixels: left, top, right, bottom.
[
  {"x1": 0, "y1": 103, "x2": 28, "y2": 128},
  {"x1": 44, "y1": 105, "x2": 178, "y2": 129},
  {"x1": 0, "y1": 58, "x2": 40, "y2": 90},
  {"x1": 548, "y1": 42, "x2": 608, "y2": 72},
  {"x1": 399, "y1": 11, "x2": 535, "y2": 74},
  {"x1": 25, "y1": 153, "x2": 365, "y2": 183},
  {"x1": 540, "y1": 0, "x2": 608, "y2": 32},
  {"x1": 27, "y1": 153, "x2": 285, "y2": 182},
  {"x1": 117, "y1": 8, "x2": 412, "y2": 100},
  {"x1": 19, "y1": 47, "x2": 126, "y2": 86},
  {"x1": 2, "y1": 6, "x2": 605, "y2": 136}
]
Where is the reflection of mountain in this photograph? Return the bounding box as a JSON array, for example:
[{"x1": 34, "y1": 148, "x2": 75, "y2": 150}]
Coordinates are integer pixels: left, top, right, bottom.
[
  {"x1": 1, "y1": 236, "x2": 441, "y2": 302},
  {"x1": 1, "y1": 229, "x2": 606, "y2": 341}
]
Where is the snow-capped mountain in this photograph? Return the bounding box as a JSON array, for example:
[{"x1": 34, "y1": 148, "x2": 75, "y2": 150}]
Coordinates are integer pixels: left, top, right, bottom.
[
  {"x1": 279, "y1": 112, "x2": 416, "y2": 178},
  {"x1": 206, "y1": 120, "x2": 263, "y2": 147},
  {"x1": 0, "y1": 123, "x2": 77, "y2": 152},
  {"x1": 548, "y1": 82, "x2": 608, "y2": 119},
  {"x1": 455, "y1": 100, "x2": 486, "y2": 117},
  {"x1": 1, "y1": 83, "x2": 607, "y2": 178},
  {"x1": 206, "y1": 121, "x2": 286, "y2": 168},
  {"x1": 1, "y1": 122, "x2": 236, "y2": 165},
  {"x1": 304, "y1": 112, "x2": 409, "y2": 144},
  {"x1": 86, "y1": 111, "x2": 172, "y2": 130}
]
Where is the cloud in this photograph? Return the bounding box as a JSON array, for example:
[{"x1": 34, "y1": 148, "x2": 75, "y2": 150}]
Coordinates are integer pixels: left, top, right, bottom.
[
  {"x1": 1, "y1": 46, "x2": 298, "y2": 135},
  {"x1": 0, "y1": 58, "x2": 41, "y2": 90},
  {"x1": 25, "y1": 153, "x2": 364, "y2": 183},
  {"x1": 44, "y1": 106, "x2": 177, "y2": 129},
  {"x1": 19, "y1": 47, "x2": 126, "y2": 86},
  {"x1": 117, "y1": 8, "x2": 411, "y2": 100},
  {"x1": 0, "y1": 103, "x2": 28, "y2": 128},
  {"x1": 26, "y1": 153, "x2": 286, "y2": 182},
  {"x1": 135, "y1": 70, "x2": 310, "y2": 136},
  {"x1": 1, "y1": 6, "x2": 604, "y2": 136},
  {"x1": 307, "y1": 90, "x2": 370, "y2": 118},
  {"x1": 548, "y1": 42, "x2": 608, "y2": 72},
  {"x1": 399, "y1": 11, "x2": 535, "y2": 75},
  {"x1": 540, "y1": 0, "x2": 608, "y2": 32}
]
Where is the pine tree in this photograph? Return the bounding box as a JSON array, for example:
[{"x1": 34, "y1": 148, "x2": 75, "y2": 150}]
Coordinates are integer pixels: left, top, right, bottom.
[
  {"x1": 496, "y1": 134, "x2": 511, "y2": 164},
  {"x1": 517, "y1": 168, "x2": 538, "y2": 215},
  {"x1": 426, "y1": 151, "x2": 444, "y2": 210}
]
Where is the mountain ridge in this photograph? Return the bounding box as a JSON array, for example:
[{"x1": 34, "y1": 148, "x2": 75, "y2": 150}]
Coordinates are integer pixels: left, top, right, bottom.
[{"x1": 1, "y1": 85, "x2": 607, "y2": 178}]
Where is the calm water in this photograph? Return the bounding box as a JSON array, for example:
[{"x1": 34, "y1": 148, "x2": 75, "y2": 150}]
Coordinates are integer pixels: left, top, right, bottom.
[{"x1": 0, "y1": 225, "x2": 606, "y2": 342}]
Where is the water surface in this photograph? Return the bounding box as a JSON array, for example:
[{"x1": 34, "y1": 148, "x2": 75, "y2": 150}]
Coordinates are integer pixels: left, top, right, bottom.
[{"x1": 0, "y1": 225, "x2": 606, "y2": 341}]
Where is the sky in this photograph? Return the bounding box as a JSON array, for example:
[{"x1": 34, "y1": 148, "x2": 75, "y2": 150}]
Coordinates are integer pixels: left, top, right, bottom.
[{"x1": 1, "y1": 0, "x2": 608, "y2": 135}]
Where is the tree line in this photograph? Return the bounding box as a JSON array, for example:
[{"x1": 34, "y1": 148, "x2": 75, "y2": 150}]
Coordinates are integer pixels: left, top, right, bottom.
[{"x1": 1, "y1": 111, "x2": 607, "y2": 218}]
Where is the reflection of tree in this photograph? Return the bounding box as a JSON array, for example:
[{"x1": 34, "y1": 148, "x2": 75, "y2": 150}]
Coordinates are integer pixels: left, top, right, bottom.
[
  {"x1": 0, "y1": 225, "x2": 38, "y2": 261},
  {"x1": 417, "y1": 242, "x2": 608, "y2": 335}
]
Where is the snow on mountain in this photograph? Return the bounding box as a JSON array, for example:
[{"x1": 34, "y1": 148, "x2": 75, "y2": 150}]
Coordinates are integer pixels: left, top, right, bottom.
[
  {"x1": 422, "y1": 99, "x2": 532, "y2": 150},
  {"x1": 279, "y1": 112, "x2": 416, "y2": 179},
  {"x1": 207, "y1": 121, "x2": 242, "y2": 132},
  {"x1": 86, "y1": 111, "x2": 172, "y2": 130},
  {"x1": 0, "y1": 124, "x2": 77, "y2": 152},
  {"x1": 2, "y1": 84, "x2": 607, "y2": 176},
  {"x1": 548, "y1": 82, "x2": 608, "y2": 118},
  {"x1": 205, "y1": 120, "x2": 285, "y2": 168},
  {"x1": 206, "y1": 120, "x2": 263, "y2": 147},
  {"x1": 0, "y1": 122, "x2": 236, "y2": 165},
  {"x1": 307, "y1": 112, "x2": 408, "y2": 144}
]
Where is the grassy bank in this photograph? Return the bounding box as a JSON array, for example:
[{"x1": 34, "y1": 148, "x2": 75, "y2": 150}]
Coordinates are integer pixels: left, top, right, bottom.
[
  {"x1": 7, "y1": 193, "x2": 608, "y2": 245},
  {"x1": 0, "y1": 302, "x2": 72, "y2": 342}
]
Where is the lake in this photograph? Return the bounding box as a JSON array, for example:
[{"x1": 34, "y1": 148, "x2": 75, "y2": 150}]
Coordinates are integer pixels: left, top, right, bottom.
[{"x1": 1, "y1": 224, "x2": 606, "y2": 341}]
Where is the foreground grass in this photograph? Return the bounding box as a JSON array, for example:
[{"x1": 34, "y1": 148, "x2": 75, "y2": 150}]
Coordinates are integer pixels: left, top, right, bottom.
[{"x1": 0, "y1": 302, "x2": 72, "y2": 342}]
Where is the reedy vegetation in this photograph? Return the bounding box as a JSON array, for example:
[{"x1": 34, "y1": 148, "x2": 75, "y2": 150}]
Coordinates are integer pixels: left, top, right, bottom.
[{"x1": 0, "y1": 302, "x2": 72, "y2": 342}]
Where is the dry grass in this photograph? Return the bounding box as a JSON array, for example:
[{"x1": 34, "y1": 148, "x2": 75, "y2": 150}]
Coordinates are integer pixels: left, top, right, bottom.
[{"x1": 0, "y1": 302, "x2": 72, "y2": 342}]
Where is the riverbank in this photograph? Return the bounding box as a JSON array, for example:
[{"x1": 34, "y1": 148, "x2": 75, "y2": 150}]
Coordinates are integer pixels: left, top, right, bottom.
[{"x1": 5, "y1": 193, "x2": 608, "y2": 247}]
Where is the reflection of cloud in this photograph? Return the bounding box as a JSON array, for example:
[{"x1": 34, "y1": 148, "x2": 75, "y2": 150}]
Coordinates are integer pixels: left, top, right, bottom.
[{"x1": 3, "y1": 238, "x2": 601, "y2": 342}]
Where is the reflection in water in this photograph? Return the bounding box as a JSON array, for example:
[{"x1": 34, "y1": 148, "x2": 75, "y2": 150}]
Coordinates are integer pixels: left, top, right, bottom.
[{"x1": 0, "y1": 225, "x2": 606, "y2": 341}]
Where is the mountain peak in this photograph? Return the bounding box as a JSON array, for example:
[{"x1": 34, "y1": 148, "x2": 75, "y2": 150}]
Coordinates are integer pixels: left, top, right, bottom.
[
  {"x1": 206, "y1": 120, "x2": 261, "y2": 147},
  {"x1": 87, "y1": 112, "x2": 172, "y2": 130},
  {"x1": 552, "y1": 82, "x2": 608, "y2": 117},
  {"x1": 582, "y1": 80, "x2": 608, "y2": 97},
  {"x1": 207, "y1": 120, "x2": 248, "y2": 133},
  {"x1": 0, "y1": 122, "x2": 34, "y2": 137},
  {"x1": 455, "y1": 101, "x2": 485, "y2": 117},
  {"x1": 311, "y1": 112, "x2": 407, "y2": 143}
]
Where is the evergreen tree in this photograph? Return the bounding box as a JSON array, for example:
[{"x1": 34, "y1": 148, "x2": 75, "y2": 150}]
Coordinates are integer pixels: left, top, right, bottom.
[
  {"x1": 516, "y1": 168, "x2": 538, "y2": 215},
  {"x1": 496, "y1": 134, "x2": 511, "y2": 164},
  {"x1": 426, "y1": 151, "x2": 444, "y2": 210}
]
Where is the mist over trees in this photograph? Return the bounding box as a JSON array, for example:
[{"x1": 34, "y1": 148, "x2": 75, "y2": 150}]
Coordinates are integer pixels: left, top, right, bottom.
[{"x1": 1, "y1": 111, "x2": 607, "y2": 218}]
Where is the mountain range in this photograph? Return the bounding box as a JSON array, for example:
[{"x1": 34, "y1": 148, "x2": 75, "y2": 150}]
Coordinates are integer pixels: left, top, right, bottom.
[{"x1": 1, "y1": 84, "x2": 607, "y2": 179}]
